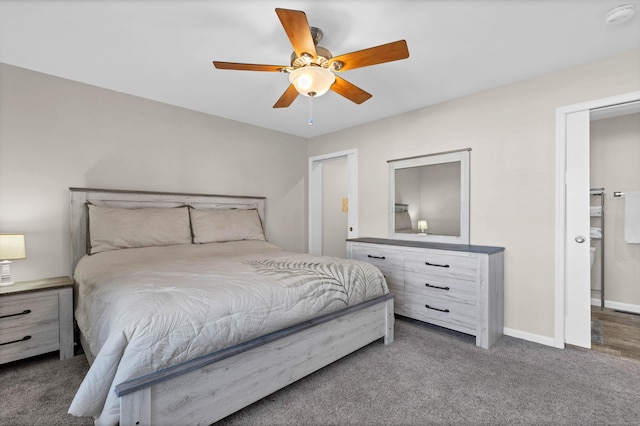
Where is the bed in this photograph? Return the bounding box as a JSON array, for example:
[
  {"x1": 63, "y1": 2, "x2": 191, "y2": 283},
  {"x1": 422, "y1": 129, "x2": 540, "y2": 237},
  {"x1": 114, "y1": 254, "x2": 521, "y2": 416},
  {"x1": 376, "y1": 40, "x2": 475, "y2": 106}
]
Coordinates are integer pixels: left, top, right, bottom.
[{"x1": 67, "y1": 188, "x2": 394, "y2": 426}]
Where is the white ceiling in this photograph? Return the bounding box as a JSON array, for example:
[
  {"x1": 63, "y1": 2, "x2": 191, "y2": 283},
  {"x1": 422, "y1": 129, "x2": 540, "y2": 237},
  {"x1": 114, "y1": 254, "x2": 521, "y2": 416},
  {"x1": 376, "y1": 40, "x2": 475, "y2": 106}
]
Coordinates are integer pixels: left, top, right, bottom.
[{"x1": 1, "y1": 0, "x2": 639, "y2": 138}]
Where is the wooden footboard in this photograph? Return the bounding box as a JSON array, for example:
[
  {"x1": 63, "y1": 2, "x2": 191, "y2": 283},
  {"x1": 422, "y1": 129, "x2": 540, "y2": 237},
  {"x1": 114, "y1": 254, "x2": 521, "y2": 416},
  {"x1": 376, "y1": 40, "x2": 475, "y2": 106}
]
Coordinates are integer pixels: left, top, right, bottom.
[{"x1": 115, "y1": 294, "x2": 394, "y2": 426}]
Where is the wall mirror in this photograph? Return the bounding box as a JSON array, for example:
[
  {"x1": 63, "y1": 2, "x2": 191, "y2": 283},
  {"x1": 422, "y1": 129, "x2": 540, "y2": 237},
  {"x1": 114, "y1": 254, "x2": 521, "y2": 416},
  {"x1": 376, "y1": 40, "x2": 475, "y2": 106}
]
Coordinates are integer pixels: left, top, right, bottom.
[{"x1": 388, "y1": 149, "x2": 470, "y2": 244}]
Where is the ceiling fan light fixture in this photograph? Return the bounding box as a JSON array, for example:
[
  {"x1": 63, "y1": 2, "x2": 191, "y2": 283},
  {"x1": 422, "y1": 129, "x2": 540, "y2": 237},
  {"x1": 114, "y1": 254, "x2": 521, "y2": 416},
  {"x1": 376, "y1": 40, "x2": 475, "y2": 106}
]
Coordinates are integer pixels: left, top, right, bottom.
[{"x1": 289, "y1": 66, "x2": 335, "y2": 97}]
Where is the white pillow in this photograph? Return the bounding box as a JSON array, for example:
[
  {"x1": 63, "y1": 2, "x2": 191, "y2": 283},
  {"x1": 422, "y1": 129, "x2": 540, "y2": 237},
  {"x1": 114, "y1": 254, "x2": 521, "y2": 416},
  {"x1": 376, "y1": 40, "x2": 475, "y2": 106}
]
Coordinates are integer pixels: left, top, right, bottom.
[
  {"x1": 88, "y1": 205, "x2": 192, "y2": 254},
  {"x1": 190, "y1": 208, "x2": 265, "y2": 243}
]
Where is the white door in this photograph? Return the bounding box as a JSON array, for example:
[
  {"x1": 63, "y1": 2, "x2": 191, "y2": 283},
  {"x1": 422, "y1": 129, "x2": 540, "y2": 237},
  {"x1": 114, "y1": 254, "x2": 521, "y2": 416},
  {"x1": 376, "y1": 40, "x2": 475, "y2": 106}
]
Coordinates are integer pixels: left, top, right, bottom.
[
  {"x1": 309, "y1": 150, "x2": 358, "y2": 256},
  {"x1": 564, "y1": 110, "x2": 592, "y2": 348},
  {"x1": 556, "y1": 92, "x2": 640, "y2": 349},
  {"x1": 321, "y1": 157, "x2": 348, "y2": 258}
]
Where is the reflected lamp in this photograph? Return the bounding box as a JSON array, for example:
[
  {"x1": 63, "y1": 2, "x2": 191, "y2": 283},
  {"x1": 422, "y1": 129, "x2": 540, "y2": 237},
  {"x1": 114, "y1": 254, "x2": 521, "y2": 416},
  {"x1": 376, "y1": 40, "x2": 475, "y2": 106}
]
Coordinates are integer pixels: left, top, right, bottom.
[{"x1": 417, "y1": 220, "x2": 428, "y2": 235}]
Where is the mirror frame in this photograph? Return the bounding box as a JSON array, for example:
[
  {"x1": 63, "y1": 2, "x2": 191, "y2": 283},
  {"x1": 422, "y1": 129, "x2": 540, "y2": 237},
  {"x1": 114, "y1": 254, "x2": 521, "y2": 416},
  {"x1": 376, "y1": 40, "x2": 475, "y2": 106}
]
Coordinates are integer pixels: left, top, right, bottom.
[{"x1": 388, "y1": 148, "x2": 470, "y2": 244}]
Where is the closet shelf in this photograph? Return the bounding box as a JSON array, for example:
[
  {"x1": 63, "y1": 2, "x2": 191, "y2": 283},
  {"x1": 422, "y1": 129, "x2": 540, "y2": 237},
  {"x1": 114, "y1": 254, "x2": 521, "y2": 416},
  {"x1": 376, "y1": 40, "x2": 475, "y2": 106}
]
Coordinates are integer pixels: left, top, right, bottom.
[{"x1": 590, "y1": 187, "x2": 605, "y2": 309}]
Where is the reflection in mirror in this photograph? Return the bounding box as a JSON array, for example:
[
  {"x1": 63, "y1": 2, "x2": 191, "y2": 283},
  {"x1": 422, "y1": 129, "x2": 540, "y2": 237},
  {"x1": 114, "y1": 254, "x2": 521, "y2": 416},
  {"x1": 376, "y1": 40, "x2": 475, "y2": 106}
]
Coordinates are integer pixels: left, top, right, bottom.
[{"x1": 388, "y1": 149, "x2": 470, "y2": 244}]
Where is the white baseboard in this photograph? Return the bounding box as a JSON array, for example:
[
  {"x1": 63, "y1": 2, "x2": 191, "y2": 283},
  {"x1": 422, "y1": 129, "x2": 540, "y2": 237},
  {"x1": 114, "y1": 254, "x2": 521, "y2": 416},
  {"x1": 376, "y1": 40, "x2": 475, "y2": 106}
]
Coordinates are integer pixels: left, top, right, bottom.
[
  {"x1": 504, "y1": 300, "x2": 640, "y2": 349},
  {"x1": 590, "y1": 298, "x2": 640, "y2": 314},
  {"x1": 503, "y1": 327, "x2": 556, "y2": 347}
]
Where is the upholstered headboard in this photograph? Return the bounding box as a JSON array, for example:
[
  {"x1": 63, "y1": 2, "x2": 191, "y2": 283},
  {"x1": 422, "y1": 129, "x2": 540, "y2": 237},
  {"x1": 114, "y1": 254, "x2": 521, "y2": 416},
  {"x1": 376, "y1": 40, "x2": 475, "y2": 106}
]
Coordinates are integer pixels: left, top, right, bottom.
[{"x1": 69, "y1": 187, "x2": 266, "y2": 270}]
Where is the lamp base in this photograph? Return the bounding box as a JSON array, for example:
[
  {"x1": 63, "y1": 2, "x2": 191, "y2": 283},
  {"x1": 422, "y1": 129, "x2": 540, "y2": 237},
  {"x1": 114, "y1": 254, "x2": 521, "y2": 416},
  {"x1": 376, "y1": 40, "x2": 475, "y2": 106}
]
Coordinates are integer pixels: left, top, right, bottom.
[{"x1": 0, "y1": 260, "x2": 16, "y2": 286}]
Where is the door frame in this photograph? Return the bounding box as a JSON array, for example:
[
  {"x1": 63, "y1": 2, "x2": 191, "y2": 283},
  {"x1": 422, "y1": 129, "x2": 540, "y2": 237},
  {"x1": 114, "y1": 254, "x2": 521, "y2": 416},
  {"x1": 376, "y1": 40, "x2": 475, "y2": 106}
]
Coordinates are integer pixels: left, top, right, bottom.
[
  {"x1": 554, "y1": 90, "x2": 640, "y2": 348},
  {"x1": 308, "y1": 149, "x2": 358, "y2": 255}
]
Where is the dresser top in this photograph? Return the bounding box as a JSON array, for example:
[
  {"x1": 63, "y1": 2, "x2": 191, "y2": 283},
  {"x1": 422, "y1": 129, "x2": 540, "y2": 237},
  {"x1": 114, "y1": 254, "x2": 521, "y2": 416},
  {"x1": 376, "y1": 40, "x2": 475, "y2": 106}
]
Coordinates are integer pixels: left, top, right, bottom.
[
  {"x1": 347, "y1": 237, "x2": 505, "y2": 254},
  {"x1": 0, "y1": 276, "x2": 73, "y2": 296}
]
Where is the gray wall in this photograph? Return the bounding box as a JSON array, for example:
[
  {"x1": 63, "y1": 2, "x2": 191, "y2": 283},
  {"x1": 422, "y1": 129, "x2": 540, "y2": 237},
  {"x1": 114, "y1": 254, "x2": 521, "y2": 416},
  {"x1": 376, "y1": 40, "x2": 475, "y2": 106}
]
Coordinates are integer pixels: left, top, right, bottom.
[
  {"x1": 308, "y1": 49, "x2": 640, "y2": 341},
  {"x1": 0, "y1": 63, "x2": 307, "y2": 281}
]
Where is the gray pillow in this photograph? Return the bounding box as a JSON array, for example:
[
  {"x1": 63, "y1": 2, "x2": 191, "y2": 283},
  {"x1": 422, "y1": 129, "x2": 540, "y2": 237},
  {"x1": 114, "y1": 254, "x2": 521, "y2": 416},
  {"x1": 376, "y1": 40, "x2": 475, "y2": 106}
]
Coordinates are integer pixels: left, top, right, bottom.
[
  {"x1": 88, "y1": 205, "x2": 191, "y2": 254},
  {"x1": 190, "y1": 208, "x2": 265, "y2": 243}
]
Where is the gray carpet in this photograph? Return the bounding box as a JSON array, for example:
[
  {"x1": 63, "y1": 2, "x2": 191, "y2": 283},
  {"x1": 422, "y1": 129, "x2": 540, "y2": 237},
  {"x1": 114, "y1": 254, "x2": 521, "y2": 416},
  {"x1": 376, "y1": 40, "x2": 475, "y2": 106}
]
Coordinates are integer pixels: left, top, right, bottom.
[{"x1": 1, "y1": 317, "x2": 639, "y2": 425}]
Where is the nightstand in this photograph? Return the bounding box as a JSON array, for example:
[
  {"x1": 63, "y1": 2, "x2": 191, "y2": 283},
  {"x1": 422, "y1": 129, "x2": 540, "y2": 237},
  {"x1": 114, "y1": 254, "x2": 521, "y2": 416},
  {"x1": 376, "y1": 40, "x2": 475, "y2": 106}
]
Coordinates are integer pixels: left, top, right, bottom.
[{"x1": 0, "y1": 276, "x2": 74, "y2": 364}]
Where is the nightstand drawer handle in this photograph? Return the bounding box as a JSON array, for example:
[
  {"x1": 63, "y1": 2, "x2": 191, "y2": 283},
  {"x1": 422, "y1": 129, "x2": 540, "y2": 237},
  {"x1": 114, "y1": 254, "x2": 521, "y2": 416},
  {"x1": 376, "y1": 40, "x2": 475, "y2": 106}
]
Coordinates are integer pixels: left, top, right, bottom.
[
  {"x1": 368, "y1": 255, "x2": 386, "y2": 260},
  {"x1": 425, "y1": 261, "x2": 450, "y2": 268},
  {"x1": 0, "y1": 335, "x2": 32, "y2": 346},
  {"x1": 0, "y1": 309, "x2": 31, "y2": 320},
  {"x1": 425, "y1": 304, "x2": 450, "y2": 313},
  {"x1": 425, "y1": 283, "x2": 450, "y2": 291}
]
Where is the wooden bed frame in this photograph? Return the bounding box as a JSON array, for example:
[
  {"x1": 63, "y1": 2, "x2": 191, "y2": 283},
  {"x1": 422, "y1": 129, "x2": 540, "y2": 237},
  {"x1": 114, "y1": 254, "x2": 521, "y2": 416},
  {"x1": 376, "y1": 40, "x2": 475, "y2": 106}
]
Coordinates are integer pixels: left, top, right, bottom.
[{"x1": 69, "y1": 187, "x2": 394, "y2": 426}]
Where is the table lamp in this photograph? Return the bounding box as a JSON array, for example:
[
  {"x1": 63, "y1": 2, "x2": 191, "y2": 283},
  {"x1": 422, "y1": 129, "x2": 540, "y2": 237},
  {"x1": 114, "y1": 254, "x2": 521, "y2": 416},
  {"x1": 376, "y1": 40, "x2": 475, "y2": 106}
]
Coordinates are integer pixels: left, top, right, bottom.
[{"x1": 0, "y1": 233, "x2": 26, "y2": 286}]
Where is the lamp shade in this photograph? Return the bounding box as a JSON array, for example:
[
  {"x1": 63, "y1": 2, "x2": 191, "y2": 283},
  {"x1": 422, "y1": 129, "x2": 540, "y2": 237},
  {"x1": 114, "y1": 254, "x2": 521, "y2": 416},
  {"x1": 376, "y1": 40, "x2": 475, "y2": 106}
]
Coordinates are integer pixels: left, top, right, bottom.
[
  {"x1": 0, "y1": 234, "x2": 26, "y2": 260},
  {"x1": 418, "y1": 220, "x2": 428, "y2": 231},
  {"x1": 289, "y1": 66, "x2": 335, "y2": 97}
]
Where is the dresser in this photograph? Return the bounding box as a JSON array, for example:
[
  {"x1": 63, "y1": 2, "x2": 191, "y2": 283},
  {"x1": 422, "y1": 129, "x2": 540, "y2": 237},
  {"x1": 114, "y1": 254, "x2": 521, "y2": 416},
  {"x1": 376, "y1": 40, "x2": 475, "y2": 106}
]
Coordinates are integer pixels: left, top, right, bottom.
[
  {"x1": 0, "y1": 276, "x2": 74, "y2": 364},
  {"x1": 347, "y1": 238, "x2": 504, "y2": 348}
]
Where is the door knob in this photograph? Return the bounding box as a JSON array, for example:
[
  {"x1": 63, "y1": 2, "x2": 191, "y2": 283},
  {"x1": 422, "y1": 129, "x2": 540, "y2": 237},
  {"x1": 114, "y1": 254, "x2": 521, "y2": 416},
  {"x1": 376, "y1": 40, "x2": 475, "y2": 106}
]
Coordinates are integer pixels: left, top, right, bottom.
[{"x1": 575, "y1": 235, "x2": 586, "y2": 243}]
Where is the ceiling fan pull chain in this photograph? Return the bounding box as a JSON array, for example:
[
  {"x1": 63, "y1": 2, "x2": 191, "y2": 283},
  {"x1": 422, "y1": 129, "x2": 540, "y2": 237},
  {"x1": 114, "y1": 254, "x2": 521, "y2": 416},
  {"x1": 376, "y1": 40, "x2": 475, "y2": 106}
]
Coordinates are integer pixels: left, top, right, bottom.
[{"x1": 307, "y1": 95, "x2": 314, "y2": 126}]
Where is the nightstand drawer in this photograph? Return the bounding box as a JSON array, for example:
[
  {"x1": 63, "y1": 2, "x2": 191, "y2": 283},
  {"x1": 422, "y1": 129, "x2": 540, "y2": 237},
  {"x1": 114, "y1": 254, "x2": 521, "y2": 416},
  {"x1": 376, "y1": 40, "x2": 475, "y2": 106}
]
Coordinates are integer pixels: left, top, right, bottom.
[
  {"x1": 0, "y1": 320, "x2": 59, "y2": 360},
  {"x1": 0, "y1": 292, "x2": 58, "y2": 329},
  {"x1": 405, "y1": 271, "x2": 476, "y2": 305},
  {"x1": 405, "y1": 251, "x2": 477, "y2": 281}
]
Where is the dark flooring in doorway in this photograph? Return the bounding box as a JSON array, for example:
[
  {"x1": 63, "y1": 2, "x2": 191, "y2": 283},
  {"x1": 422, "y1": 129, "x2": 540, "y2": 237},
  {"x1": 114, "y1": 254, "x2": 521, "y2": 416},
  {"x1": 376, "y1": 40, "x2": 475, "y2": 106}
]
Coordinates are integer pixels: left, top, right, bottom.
[{"x1": 591, "y1": 305, "x2": 640, "y2": 361}]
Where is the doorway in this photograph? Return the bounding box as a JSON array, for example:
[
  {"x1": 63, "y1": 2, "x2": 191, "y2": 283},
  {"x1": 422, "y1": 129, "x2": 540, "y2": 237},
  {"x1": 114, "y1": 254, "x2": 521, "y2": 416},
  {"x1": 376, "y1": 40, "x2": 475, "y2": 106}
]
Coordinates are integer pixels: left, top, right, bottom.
[
  {"x1": 555, "y1": 91, "x2": 640, "y2": 349},
  {"x1": 308, "y1": 149, "x2": 358, "y2": 256},
  {"x1": 589, "y1": 109, "x2": 640, "y2": 360}
]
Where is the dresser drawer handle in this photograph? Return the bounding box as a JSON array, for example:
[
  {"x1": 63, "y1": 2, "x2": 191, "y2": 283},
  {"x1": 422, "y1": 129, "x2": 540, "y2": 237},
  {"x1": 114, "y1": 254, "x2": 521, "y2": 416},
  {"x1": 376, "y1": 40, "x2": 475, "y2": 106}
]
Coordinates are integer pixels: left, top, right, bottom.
[
  {"x1": 368, "y1": 255, "x2": 386, "y2": 260},
  {"x1": 0, "y1": 335, "x2": 32, "y2": 346},
  {"x1": 0, "y1": 309, "x2": 32, "y2": 320},
  {"x1": 425, "y1": 261, "x2": 450, "y2": 268},
  {"x1": 425, "y1": 283, "x2": 450, "y2": 291},
  {"x1": 425, "y1": 304, "x2": 450, "y2": 313}
]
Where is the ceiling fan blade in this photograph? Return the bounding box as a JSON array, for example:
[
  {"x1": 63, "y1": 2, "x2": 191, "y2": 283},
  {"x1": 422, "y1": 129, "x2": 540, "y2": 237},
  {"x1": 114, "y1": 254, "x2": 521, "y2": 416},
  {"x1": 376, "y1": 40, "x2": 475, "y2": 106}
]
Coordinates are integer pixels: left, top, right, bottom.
[
  {"x1": 213, "y1": 62, "x2": 286, "y2": 72},
  {"x1": 275, "y1": 8, "x2": 317, "y2": 59},
  {"x1": 330, "y1": 76, "x2": 372, "y2": 104},
  {"x1": 330, "y1": 40, "x2": 409, "y2": 72},
  {"x1": 273, "y1": 84, "x2": 299, "y2": 108}
]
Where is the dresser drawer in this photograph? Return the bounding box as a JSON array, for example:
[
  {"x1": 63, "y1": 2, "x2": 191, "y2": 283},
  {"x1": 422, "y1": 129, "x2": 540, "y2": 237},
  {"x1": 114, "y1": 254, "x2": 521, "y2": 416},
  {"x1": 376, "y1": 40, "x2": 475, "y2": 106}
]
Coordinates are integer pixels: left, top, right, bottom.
[
  {"x1": 350, "y1": 244, "x2": 404, "y2": 272},
  {"x1": 381, "y1": 268, "x2": 404, "y2": 290},
  {"x1": 405, "y1": 271, "x2": 476, "y2": 305},
  {"x1": 403, "y1": 292, "x2": 476, "y2": 334},
  {"x1": 405, "y1": 251, "x2": 477, "y2": 281},
  {"x1": 382, "y1": 269, "x2": 405, "y2": 312},
  {"x1": 0, "y1": 292, "x2": 59, "y2": 329}
]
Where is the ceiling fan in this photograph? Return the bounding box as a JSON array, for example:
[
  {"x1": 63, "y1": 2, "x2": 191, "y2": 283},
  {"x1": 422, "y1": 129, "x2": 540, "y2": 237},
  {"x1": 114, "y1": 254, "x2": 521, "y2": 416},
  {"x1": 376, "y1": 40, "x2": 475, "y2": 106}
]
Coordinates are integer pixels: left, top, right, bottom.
[{"x1": 212, "y1": 8, "x2": 410, "y2": 110}]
